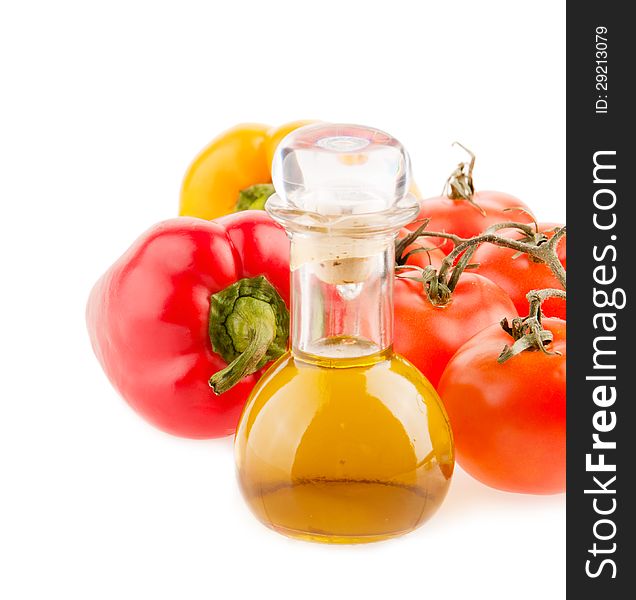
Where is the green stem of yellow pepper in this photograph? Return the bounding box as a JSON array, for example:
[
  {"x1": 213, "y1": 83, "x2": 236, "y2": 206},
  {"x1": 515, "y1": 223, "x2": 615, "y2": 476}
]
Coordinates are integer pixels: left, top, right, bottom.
[{"x1": 235, "y1": 184, "x2": 276, "y2": 212}]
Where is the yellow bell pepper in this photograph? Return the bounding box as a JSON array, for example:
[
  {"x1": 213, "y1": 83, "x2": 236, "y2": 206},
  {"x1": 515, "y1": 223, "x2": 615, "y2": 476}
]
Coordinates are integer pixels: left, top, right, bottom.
[
  {"x1": 179, "y1": 120, "x2": 421, "y2": 220},
  {"x1": 179, "y1": 120, "x2": 315, "y2": 220}
]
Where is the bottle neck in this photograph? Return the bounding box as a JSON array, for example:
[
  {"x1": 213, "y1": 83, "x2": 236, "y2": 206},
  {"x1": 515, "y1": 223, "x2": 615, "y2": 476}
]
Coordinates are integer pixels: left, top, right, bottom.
[{"x1": 289, "y1": 232, "x2": 395, "y2": 363}]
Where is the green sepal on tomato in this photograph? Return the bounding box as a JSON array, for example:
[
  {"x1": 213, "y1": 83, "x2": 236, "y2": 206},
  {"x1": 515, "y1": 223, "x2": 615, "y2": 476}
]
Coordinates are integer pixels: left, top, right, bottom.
[
  {"x1": 86, "y1": 211, "x2": 290, "y2": 439},
  {"x1": 393, "y1": 273, "x2": 518, "y2": 388},
  {"x1": 396, "y1": 226, "x2": 445, "y2": 270},
  {"x1": 438, "y1": 317, "x2": 566, "y2": 495},
  {"x1": 393, "y1": 224, "x2": 518, "y2": 388},
  {"x1": 407, "y1": 144, "x2": 536, "y2": 254}
]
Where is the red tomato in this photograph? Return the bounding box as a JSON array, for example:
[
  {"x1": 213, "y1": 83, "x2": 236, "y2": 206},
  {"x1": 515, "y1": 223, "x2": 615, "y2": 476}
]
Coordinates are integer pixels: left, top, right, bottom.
[
  {"x1": 472, "y1": 223, "x2": 566, "y2": 319},
  {"x1": 438, "y1": 318, "x2": 566, "y2": 494},
  {"x1": 393, "y1": 273, "x2": 518, "y2": 388},
  {"x1": 409, "y1": 191, "x2": 536, "y2": 254}
]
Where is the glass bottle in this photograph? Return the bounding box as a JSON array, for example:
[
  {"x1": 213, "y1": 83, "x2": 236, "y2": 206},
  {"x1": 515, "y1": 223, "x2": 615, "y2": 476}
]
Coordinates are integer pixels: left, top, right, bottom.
[{"x1": 234, "y1": 123, "x2": 454, "y2": 543}]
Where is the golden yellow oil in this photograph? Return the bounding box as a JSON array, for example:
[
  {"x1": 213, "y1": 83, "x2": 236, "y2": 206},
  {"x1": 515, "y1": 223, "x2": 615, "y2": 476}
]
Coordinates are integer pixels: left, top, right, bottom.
[{"x1": 235, "y1": 343, "x2": 454, "y2": 544}]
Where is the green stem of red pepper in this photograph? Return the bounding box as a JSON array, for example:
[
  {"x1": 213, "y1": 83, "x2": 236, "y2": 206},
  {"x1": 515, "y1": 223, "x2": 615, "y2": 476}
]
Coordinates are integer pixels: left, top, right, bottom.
[{"x1": 208, "y1": 276, "x2": 289, "y2": 395}]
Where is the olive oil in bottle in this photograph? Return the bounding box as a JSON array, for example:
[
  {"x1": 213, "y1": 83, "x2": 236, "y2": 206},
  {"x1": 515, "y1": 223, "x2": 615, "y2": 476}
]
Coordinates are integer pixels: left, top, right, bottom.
[{"x1": 234, "y1": 124, "x2": 454, "y2": 543}]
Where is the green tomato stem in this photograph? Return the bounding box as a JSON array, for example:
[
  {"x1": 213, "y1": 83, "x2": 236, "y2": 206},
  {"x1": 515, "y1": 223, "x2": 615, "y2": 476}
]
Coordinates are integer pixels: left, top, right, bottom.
[{"x1": 497, "y1": 288, "x2": 567, "y2": 363}]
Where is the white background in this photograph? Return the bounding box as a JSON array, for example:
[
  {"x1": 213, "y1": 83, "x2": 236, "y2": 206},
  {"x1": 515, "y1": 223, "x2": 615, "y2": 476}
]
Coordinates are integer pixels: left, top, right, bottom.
[{"x1": 1, "y1": 1, "x2": 565, "y2": 599}]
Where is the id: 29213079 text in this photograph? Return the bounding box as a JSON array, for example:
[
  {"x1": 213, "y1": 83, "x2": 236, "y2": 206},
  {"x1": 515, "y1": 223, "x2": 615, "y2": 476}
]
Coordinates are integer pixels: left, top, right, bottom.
[{"x1": 595, "y1": 26, "x2": 609, "y2": 114}]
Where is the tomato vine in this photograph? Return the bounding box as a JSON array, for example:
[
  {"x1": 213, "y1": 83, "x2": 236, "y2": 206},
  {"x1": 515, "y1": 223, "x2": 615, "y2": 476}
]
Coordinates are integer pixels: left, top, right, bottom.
[
  {"x1": 397, "y1": 219, "x2": 567, "y2": 361},
  {"x1": 397, "y1": 221, "x2": 566, "y2": 305}
]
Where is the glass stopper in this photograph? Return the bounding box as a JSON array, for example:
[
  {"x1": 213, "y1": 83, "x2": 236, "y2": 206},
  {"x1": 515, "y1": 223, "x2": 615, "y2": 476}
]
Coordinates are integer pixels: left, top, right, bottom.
[{"x1": 271, "y1": 123, "x2": 412, "y2": 217}]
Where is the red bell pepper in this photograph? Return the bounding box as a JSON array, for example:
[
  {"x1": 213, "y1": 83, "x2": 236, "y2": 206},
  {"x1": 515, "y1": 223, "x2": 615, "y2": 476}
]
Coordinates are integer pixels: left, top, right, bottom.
[{"x1": 87, "y1": 211, "x2": 290, "y2": 439}]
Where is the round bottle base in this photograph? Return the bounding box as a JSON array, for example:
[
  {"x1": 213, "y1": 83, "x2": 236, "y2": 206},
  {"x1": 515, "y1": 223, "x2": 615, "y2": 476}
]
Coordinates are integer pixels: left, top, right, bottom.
[
  {"x1": 240, "y1": 476, "x2": 451, "y2": 544},
  {"x1": 235, "y1": 353, "x2": 454, "y2": 544},
  {"x1": 267, "y1": 525, "x2": 416, "y2": 545}
]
